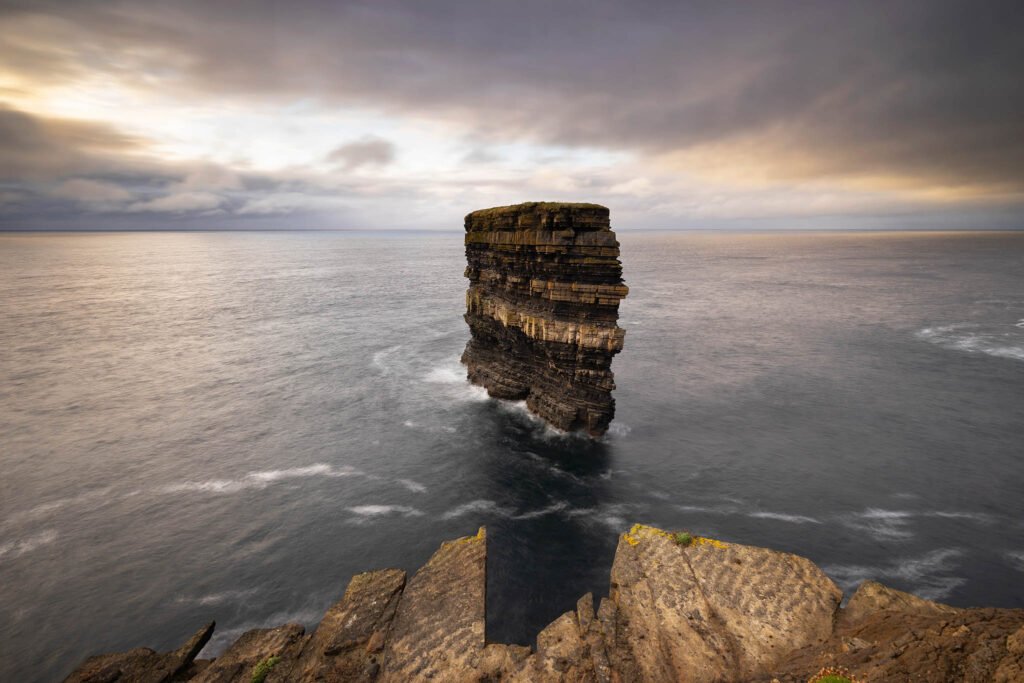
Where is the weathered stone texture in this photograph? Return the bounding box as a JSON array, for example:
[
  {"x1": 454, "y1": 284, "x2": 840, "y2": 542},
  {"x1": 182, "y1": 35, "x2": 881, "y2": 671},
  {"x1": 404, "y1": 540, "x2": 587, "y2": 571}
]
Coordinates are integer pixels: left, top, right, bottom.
[
  {"x1": 377, "y1": 527, "x2": 487, "y2": 681},
  {"x1": 461, "y1": 202, "x2": 627, "y2": 436},
  {"x1": 64, "y1": 621, "x2": 214, "y2": 683},
  {"x1": 273, "y1": 568, "x2": 406, "y2": 682}
]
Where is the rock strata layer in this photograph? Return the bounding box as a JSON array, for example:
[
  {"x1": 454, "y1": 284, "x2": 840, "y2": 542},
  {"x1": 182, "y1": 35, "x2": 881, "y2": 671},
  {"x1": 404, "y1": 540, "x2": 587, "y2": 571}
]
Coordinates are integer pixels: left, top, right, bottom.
[
  {"x1": 461, "y1": 202, "x2": 628, "y2": 436},
  {"x1": 65, "y1": 525, "x2": 1024, "y2": 682}
]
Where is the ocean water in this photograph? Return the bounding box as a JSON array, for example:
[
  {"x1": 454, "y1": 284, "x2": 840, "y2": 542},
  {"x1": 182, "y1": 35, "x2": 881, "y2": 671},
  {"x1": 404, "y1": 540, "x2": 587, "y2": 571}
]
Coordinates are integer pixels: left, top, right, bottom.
[{"x1": 1, "y1": 230, "x2": 1023, "y2": 681}]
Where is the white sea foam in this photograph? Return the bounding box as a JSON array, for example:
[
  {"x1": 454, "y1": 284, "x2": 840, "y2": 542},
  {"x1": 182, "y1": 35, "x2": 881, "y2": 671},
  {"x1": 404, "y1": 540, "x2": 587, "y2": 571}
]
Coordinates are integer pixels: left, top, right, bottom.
[
  {"x1": 175, "y1": 588, "x2": 258, "y2": 607},
  {"x1": 397, "y1": 479, "x2": 427, "y2": 493},
  {"x1": 7, "y1": 487, "x2": 115, "y2": 525},
  {"x1": 403, "y1": 420, "x2": 418, "y2": 428},
  {"x1": 596, "y1": 514, "x2": 628, "y2": 530},
  {"x1": 441, "y1": 499, "x2": 513, "y2": 519},
  {"x1": 823, "y1": 548, "x2": 964, "y2": 601},
  {"x1": 347, "y1": 505, "x2": 424, "y2": 517},
  {"x1": 0, "y1": 529, "x2": 58, "y2": 561},
  {"x1": 163, "y1": 463, "x2": 359, "y2": 495},
  {"x1": 841, "y1": 508, "x2": 916, "y2": 539},
  {"x1": 606, "y1": 422, "x2": 632, "y2": 438},
  {"x1": 371, "y1": 345, "x2": 402, "y2": 375},
  {"x1": 457, "y1": 384, "x2": 490, "y2": 402},
  {"x1": 674, "y1": 504, "x2": 735, "y2": 515},
  {"x1": 513, "y1": 501, "x2": 569, "y2": 520},
  {"x1": 1007, "y1": 551, "x2": 1024, "y2": 572},
  {"x1": 748, "y1": 511, "x2": 822, "y2": 524},
  {"x1": 916, "y1": 323, "x2": 1024, "y2": 361},
  {"x1": 423, "y1": 366, "x2": 466, "y2": 384},
  {"x1": 925, "y1": 511, "x2": 994, "y2": 524},
  {"x1": 565, "y1": 504, "x2": 635, "y2": 531}
]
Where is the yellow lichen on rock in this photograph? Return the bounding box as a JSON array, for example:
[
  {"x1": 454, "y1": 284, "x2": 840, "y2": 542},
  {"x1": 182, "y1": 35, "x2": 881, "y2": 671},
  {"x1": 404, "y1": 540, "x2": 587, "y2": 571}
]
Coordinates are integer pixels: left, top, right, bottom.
[{"x1": 622, "y1": 524, "x2": 728, "y2": 550}]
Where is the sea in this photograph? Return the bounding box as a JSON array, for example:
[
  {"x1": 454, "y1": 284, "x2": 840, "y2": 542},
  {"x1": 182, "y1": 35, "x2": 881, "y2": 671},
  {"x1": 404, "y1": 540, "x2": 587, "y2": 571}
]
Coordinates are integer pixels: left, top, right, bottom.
[{"x1": 1, "y1": 230, "x2": 1022, "y2": 681}]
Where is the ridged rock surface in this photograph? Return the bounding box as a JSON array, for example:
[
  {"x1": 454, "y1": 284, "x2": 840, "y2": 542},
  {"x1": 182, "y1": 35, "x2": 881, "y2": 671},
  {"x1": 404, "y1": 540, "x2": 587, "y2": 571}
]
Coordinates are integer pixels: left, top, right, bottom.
[
  {"x1": 64, "y1": 525, "x2": 1024, "y2": 683},
  {"x1": 461, "y1": 202, "x2": 628, "y2": 436}
]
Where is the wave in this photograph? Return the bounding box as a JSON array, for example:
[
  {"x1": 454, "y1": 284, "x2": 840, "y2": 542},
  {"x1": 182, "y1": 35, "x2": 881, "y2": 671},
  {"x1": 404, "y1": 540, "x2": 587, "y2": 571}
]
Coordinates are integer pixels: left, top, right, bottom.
[
  {"x1": 513, "y1": 501, "x2": 569, "y2": 520},
  {"x1": 421, "y1": 357, "x2": 490, "y2": 403},
  {"x1": 841, "y1": 508, "x2": 916, "y2": 539},
  {"x1": 564, "y1": 503, "x2": 637, "y2": 531},
  {"x1": 916, "y1": 323, "x2": 1024, "y2": 361},
  {"x1": 441, "y1": 499, "x2": 514, "y2": 520},
  {"x1": 674, "y1": 504, "x2": 737, "y2": 515},
  {"x1": 1007, "y1": 551, "x2": 1024, "y2": 573},
  {"x1": 371, "y1": 345, "x2": 402, "y2": 375},
  {"x1": 925, "y1": 511, "x2": 994, "y2": 524},
  {"x1": 6, "y1": 487, "x2": 114, "y2": 525},
  {"x1": 0, "y1": 529, "x2": 58, "y2": 561},
  {"x1": 174, "y1": 588, "x2": 258, "y2": 607},
  {"x1": 748, "y1": 511, "x2": 822, "y2": 524},
  {"x1": 441, "y1": 498, "x2": 595, "y2": 522},
  {"x1": 163, "y1": 463, "x2": 360, "y2": 495},
  {"x1": 606, "y1": 422, "x2": 632, "y2": 438},
  {"x1": 423, "y1": 366, "x2": 466, "y2": 384},
  {"x1": 347, "y1": 505, "x2": 424, "y2": 518},
  {"x1": 823, "y1": 548, "x2": 964, "y2": 601},
  {"x1": 397, "y1": 479, "x2": 427, "y2": 493}
]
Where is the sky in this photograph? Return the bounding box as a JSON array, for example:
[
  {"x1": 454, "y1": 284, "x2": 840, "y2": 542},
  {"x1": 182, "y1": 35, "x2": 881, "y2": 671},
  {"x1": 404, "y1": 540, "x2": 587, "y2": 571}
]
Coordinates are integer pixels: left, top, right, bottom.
[{"x1": 1, "y1": 0, "x2": 1022, "y2": 231}]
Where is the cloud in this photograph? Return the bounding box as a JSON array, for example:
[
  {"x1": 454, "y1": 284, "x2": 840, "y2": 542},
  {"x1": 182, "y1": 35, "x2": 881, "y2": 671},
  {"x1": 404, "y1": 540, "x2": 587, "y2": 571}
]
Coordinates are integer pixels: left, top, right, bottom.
[
  {"x1": 0, "y1": 103, "x2": 145, "y2": 181},
  {"x1": 128, "y1": 191, "x2": 224, "y2": 213},
  {"x1": 326, "y1": 136, "x2": 397, "y2": 170},
  {"x1": 178, "y1": 166, "x2": 243, "y2": 191},
  {"x1": 3, "y1": 1, "x2": 1020, "y2": 196},
  {"x1": 51, "y1": 179, "x2": 133, "y2": 204},
  {"x1": 1, "y1": 1, "x2": 1023, "y2": 229}
]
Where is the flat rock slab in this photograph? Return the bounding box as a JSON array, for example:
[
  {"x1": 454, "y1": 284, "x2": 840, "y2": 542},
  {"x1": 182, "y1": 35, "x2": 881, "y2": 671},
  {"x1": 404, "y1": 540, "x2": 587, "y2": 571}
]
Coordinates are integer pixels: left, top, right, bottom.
[
  {"x1": 609, "y1": 525, "x2": 842, "y2": 682},
  {"x1": 192, "y1": 624, "x2": 305, "y2": 683},
  {"x1": 277, "y1": 568, "x2": 406, "y2": 683},
  {"x1": 378, "y1": 527, "x2": 487, "y2": 681}
]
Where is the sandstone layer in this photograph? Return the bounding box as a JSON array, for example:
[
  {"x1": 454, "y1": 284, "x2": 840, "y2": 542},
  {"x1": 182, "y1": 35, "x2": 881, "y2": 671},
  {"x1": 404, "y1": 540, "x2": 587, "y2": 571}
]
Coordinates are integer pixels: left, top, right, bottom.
[
  {"x1": 461, "y1": 202, "x2": 628, "y2": 436},
  {"x1": 65, "y1": 525, "x2": 1024, "y2": 682}
]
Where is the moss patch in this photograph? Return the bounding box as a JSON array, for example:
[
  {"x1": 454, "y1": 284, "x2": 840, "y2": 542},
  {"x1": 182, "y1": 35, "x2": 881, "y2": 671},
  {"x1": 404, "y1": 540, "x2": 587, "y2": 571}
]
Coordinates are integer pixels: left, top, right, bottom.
[{"x1": 251, "y1": 655, "x2": 280, "y2": 683}]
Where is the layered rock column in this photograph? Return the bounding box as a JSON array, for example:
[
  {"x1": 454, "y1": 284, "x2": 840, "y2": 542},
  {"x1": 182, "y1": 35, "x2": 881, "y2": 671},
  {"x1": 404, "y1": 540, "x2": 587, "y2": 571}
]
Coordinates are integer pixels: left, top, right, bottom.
[{"x1": 461, "y1": 202, "x2": 628, "y2": 436}]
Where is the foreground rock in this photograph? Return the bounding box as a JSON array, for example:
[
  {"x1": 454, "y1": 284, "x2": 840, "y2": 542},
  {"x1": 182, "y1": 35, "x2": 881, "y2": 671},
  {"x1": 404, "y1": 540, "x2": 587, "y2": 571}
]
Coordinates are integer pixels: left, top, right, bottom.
[
  {"x1": 65, "y1": 525, "x2": 1024, "y2": 682},
  {"x1": 461, "y1": 202, "x2": 628, "y2": 436}
]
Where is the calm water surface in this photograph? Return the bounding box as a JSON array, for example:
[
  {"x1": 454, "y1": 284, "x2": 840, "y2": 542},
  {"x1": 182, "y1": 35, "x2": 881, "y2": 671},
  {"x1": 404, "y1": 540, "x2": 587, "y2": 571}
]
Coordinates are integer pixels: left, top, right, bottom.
[{"x1": 1, "y1": 231, "x2": 1023, "y2": 681}]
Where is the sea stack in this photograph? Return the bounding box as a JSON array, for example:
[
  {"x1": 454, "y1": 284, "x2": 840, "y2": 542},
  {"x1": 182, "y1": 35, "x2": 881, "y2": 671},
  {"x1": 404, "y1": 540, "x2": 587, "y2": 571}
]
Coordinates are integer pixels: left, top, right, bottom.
[{"x1": 461, "y1": 202, "x2": 628, "y2": 436}]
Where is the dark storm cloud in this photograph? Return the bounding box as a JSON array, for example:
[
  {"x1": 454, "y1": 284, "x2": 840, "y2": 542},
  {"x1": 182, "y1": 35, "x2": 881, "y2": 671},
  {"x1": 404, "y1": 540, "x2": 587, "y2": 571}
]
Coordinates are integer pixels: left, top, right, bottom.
[{"x1": 3, "y1": 0, "x2": 1022, "y2": 192}]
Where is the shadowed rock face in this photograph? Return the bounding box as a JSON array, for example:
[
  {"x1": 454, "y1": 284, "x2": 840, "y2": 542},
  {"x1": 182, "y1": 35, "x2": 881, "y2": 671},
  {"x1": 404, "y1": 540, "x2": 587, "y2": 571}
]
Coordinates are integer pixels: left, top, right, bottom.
[
  {"x1": 461, "y1": 202, "x2": 628, "y2": 436},
  {"x1": 62, "y1": 524, "x2": 1024, "y2": 682}
]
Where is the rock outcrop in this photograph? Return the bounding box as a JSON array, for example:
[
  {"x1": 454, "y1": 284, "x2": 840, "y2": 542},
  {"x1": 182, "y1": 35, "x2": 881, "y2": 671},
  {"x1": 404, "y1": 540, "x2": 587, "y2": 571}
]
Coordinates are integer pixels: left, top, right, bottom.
[
  {"x1": 461, "y1": 202, "x2": 628, "y2": 436},
  {"x1": 64, "y1": 525, "x2": 1024, "y2": 682}
]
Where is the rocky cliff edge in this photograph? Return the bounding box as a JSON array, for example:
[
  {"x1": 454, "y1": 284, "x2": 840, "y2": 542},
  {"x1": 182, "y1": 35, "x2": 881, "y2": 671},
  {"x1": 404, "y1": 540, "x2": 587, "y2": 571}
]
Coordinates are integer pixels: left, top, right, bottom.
[{"x1": 65, "y1": 525, "x2": 1024, "y2": 682}]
